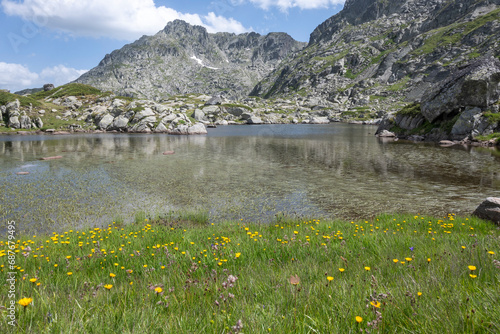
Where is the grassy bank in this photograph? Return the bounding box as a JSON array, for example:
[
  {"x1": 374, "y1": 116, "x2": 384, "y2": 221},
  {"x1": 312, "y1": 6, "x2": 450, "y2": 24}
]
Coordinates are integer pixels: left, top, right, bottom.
[{"x1": 1, "y1": 213, "x2": 499, "y2": 333}]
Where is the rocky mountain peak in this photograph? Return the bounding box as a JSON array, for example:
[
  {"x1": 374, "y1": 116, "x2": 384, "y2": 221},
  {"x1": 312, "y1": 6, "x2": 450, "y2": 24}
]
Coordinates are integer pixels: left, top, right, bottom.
[{"x1": 75, "y1": 20, "x2": 305, "y2": 100}]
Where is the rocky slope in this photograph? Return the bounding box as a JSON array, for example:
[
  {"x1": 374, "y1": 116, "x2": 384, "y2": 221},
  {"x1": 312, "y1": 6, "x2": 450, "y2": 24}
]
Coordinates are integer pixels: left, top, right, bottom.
[
  {"x1": 251, "y1": 0, "x2": 500, "y2": 117},
  {"x1": 75, "y1": 20, "x2": 305, "y2": 101}
]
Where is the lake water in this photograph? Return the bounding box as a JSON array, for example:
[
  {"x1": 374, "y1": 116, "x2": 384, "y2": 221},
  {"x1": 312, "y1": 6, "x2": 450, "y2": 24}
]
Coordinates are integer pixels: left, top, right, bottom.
[{"x1": 1, "y1": 124, "x2": 500, "y2": 233}]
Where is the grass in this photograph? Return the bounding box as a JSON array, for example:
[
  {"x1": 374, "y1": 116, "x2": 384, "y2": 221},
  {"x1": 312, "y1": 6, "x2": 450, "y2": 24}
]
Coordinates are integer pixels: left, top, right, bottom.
[
  {"x1": 483, "y1": 112, "x2": 500, "y2": 125},
  {"x1": 396, "y1": 103, "x2": 421, "y2": 117},
  {"x1": 30, "y1": 83, "x2": 102, "y2": 100},
  {"x1": 1, "y1": 213, "x2": 498, "y2": 333},
  {"x1": 475, "y1": 132, "x2": 500, "y2": 143},
  {"x1": 0, "y1": 91, "x2": 42, "y2": 108}
]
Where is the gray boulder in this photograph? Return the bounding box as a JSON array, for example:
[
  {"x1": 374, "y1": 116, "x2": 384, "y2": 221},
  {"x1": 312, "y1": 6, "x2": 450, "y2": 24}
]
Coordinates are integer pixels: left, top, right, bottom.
[
  {"x1": 246, "y1": 115, "x2": 262, "y2": 124},
  {"x1": 450, "y1": 107, "x2": 482, "y2": 137},
  {"x1": 8, "y1": 116, "x2": 20, "y2": 129},
  {"x1": 19, "y1": 115, "x2": 31, "y2": 129},
  {"x1": 473, "y1": 197, "x2": 500, "y2": 225},
  {"x1": 111, "y1": 115, "x2": 129, "y2": 130},
  {"x1": 43, "y1": 83, "x2": 54, "y2": 91},
  {"x1": 188, "y1": 123, "x2": 207, "y2": 134},
  {"x1": 192, "y1": 109, "x2": 206, "y2": 121},
  {"x1": 154, "y1": 122, "x2": 168, "y2": 132},
  {"x1": 205, "y1": 95, "x2": 224, "y2": 106},
  {"x1": 97, "y1": 114, "x2": 114, "y2": 129}
]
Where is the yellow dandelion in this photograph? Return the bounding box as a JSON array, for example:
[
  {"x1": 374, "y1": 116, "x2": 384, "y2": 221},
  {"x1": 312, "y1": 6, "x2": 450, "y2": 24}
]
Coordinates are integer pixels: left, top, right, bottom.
[
  {"x1": 155, "y1": 287, "x2": 163, "y2": 293},
  {"x1": 468, "y1": 265, "x2": 476, "y2": 271},
  {"x1": 364, "y1": 266, "x2": 370, "y2": 271},
  {"x1": 327, "y1": 276, "x2": 334, "y2": 282},
  {"x1": 405, "y1": 257, "x2": 412, "y2": 262},
  {"x1": 355, "y1": 316, "x2": 363, "y2": 323},
  {"x1": 393, "y1": 259, "x2": 399, "y2": 263},
  {"x1": 339, "y1": 268, "x2": 345, "y2": 273},
  {"x1": 18, "y1": 297, "x2": 33, "y2": 307},
  {"x1": 104, "y1": 284, "x2": 113, "y2": 290},
  {"x1": 469, "y1": 274, "x2": 477, "y2": 278},
  {"x1": 417, "y1": 292, "x2": 422, "y2": 296},
  {"x1": 29, "y1": 278, "x2": 37, "y2": 283},
  {"x1": 235, "y1": 253, "x2": 241, "y2": 258},
  {"x1": 427, "y1": 258, "x2": 431, "y2": 263},
  {"x1": 143, "y1": 264, "x2": 147, "y2": 268},
  {"x1": 110, "y1": 273, "x2": 116, "y2": 278},
  {"x1": 67, "y1": 272, "x2": 73, "y2": 276},
  {"x1": 488, "y1": 251, "x2": 495, "y2": 255},
  {"x1": 370, "y1": 301, "x2": 381, "y2": 308}
]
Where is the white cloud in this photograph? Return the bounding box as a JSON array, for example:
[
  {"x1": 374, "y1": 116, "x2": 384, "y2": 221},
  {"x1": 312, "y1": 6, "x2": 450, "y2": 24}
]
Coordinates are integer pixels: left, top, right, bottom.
[
  {"x1": 248, "y1": 0, "x2": 345, "y2": 11},
  {"x1": 1, "y1": 0, "x2": 250, "y2": 40},
  {"x1": 0, "y1": 62, "x2": 87, "y2": 92}
]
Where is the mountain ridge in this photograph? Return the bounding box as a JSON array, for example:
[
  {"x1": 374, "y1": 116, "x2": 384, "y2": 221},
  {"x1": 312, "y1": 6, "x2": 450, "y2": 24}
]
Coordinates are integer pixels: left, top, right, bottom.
[{"x1": 75, "y1": 20, "x2": 306, "y2": 101}]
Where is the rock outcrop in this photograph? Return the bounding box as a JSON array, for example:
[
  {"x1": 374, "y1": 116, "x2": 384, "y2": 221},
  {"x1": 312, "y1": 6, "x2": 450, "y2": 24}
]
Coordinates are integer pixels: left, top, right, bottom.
[
  {"x1": 376, "y1": 57, "x2": 500, "y2": 143},
  {"x1": 75, "y1": 20, "x2": 305, "y2": 100},
  {"x1": 473, "y1": 197, "x2": 500, "y2": 225}
]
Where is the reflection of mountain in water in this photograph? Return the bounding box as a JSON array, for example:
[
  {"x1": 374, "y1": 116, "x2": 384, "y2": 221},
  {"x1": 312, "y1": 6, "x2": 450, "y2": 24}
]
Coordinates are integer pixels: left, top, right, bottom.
[{"x1": 1, "y1": 125, "x2": 500, "y2": 233}]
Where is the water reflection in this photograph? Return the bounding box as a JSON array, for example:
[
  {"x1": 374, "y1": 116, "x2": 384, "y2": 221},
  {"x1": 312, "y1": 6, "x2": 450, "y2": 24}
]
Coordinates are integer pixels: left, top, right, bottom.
[{"x1": 1, "y1": 124, "x2": 499, "y2": 233}]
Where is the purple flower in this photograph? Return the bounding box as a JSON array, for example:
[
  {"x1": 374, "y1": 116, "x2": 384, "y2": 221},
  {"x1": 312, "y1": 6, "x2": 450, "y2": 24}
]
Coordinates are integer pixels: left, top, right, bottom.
[{"x1": 410, "y1": 247, "x2": 414, "y2": 251}]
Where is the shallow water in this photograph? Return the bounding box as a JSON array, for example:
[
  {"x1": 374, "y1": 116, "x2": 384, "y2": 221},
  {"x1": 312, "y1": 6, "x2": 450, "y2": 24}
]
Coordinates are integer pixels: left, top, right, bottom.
[{"x1": 1, "y1": 124, "x2": 500, "y2": 233}]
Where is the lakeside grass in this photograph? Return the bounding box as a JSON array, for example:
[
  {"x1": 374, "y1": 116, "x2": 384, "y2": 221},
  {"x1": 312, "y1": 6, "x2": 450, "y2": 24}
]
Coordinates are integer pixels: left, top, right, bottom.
[{"x1": 1, "y1": 213, "x2": 499, "y2": 333}]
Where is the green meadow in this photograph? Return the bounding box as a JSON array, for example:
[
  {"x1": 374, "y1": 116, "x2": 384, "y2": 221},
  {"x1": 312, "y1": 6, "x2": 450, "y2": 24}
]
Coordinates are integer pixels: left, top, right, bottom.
[{"x1": 1, "y1": 213, "x2": 499, "y2": 333}]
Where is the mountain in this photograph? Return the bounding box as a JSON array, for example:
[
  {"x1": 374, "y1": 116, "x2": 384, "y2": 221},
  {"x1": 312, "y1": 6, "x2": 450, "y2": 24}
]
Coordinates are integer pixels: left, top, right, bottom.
[
  {"x1": 75, "y1": 20, "x2": 306, "y2": 100},
  {"x1": 251, "y1": 0, "x2": 500, "y2": 112}
]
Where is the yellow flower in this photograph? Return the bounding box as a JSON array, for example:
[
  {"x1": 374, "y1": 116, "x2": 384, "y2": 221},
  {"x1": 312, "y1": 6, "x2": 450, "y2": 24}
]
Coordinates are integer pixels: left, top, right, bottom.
[
  {"x1": 417, "y1": 292, "x2": 422, "y2": 296},
  {"x1": 339, "y1": 268, "x2": 345, "y2": 273},
  {"x1": 469, "y1": 274, "x2": 477, "y2": 278},
  {"x1": 427, "y1": 258, "x2": 431, "y2": 263},
  {"x1": 143, "y1": 264, "x2": 147, "y2": 268},
  {"x1": 104, "y1": 284, "x2": 113, "y2": 290},
  {"x1": 468, "y1": 265, "x2": 476, "y2": 271},
  {"x1": 110, "y1": 273, "x2": 116, "y2": 278},
  {"x1": 129, "y1": 282, "x2": 133, "y2": 285},
  {"x1": 393, "y1": 259, "x2": 399, "y2": 263},
  {"x1": 355, "y1": 316, "x2": 363, "y2": 323},
  {"x1": 29, "y1": 278, "x2": 37, "y2": 283},
  {"x1": 370, "y1": 301, "x2": 381, "y2": 308},
  {"x1": 327, "y1": 276, "x2": 334, "y2": 282},
  {"x1": 54, "y1": 264, "x2": 58, "y2": 267},
  {"x1": 18, "y1": 297, "x2": 33, "y2": 307},
  {"x1": 67, "y1": 272, "x2": 73, "y2": 276},
  {"x1": 154, "y1": 287, "x2": 163, "y2": 293},
  {"x1": 66, "y1": 256, "x2": 71, "y2": 259},
  {"x1": 235, "y1": 253, "x2": 241, "y2": 258},
  {"x1": 364, "y1": 267, "x2": 370, "y2": 271},
  {"x1": 405, "y1": 257, "x2": 412, "y2": 262},
  {"x1": 293, "y1": 231, "x2": 298, "y2": 235},
  {"x1": 488, "y1": 251, "x2": 495, "y2": 255}
]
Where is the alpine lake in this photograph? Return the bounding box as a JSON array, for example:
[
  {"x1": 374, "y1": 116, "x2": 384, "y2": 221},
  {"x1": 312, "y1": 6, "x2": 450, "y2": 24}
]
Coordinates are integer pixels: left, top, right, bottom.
[{"x1": 1, "y1": 123, "x2": 500, "y2": 234}]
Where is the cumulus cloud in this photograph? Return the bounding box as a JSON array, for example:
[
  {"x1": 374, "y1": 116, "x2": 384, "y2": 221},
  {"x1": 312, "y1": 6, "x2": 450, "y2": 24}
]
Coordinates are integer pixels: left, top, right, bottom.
[
  {"x1": 1, "y1": 0, "x2": 250, "y2": 40},
  {"x1": 248, "y1": 0, "x2": 345, "y2": 11},
  {"x1": 0, "y1": 62, "x2": 87, "y2": 92}
]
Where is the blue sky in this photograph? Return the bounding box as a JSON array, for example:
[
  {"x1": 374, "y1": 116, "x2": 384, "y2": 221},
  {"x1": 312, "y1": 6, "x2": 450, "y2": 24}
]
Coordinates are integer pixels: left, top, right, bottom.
[{"x1": 0, "y1": 0, "x2": 344, "y2": 92}]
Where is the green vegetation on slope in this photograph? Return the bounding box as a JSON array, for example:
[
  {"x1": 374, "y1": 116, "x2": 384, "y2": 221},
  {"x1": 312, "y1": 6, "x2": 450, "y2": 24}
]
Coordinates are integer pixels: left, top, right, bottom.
[{"x1": 30, "y1": 83, "x2": 103, "y2": 100}]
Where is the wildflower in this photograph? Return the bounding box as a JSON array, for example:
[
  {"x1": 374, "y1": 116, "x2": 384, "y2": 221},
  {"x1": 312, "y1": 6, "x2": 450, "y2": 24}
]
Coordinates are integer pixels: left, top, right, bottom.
[
  {"x1": 155, "y1": 287, "x2": 163, "y2": 294},
  {"x1": 427, "y1": 258, "x2": 431, "y2": 263},
  {"x1": 126, "y1": 269, "x2": 133, "y2": 274},
  {"x1": 339, "y1": 268, "x2": 345, "y2": 273},
  {"x1": 393, "y1": 259, "x2": 398, "y2": 263},
  {"x1": 104, "y1": 284, "x2": 113, "y2": 290},
  {"x1": 18, "y1": 298, "x2": 33, "y2": 308},
  {"x1": 370, "y1": 301, "x2": 381, "y2": 308},
  {"x1": 327, "y1": 276, "x2": 334, "y2": 282},
  {"x1": 405, "y1": 257, "x2": 412, "y2": 262},
  {"x1": 469, "y1": 274, "x2": 477, "y2": 278},
  {"x1": 110, "y1": 273, "x2": 116, "y2": 278},
  {"x1": 364, "y1": 267, "x2": 370, "y2": 271},
  {"x1": 355, "y1": 316, "x2": 363, "y2": 323},
  {"x1": 67, "y1": 272, "x2": 73, "y2": 276},
  {"x1": 417, "y1": 292, "x2": 422, "y2": 296},
  {"x1": 289, "y1": 274, "x2": 300, "y2": 286},
  {"x1": 409, "y1": 247, "x2": 414, "y2": 251},
  {"x1": 488, "y1": 251, "x2": 495, "y2": 255},
  {"x1": 29, "y1": 278, "x2": 37, "y2": 283},
  {"x1": 235, "y1": 253, "x2": 241, "y2": 258},
  {"x1": 143, "y1": 265, "x2": 147, "y2": 268},
  {"x1": 293, "y1": 231, "x2": 298, "y2": 235},
  {"x1": 468, "y1": 265, "x2": 476, "y2": 271},
  {"x1": 130, "y1": 282, "x2": 133, "y2": 285}
]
